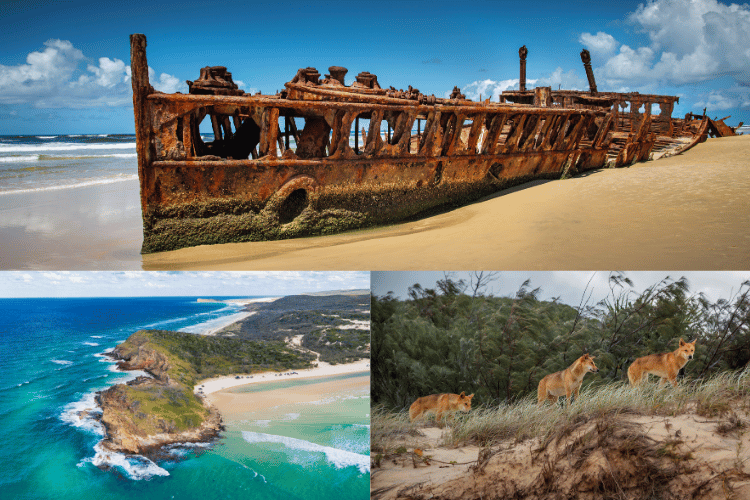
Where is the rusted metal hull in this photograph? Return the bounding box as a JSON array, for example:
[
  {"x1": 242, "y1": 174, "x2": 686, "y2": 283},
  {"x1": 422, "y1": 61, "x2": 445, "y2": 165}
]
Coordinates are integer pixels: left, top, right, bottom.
[
  {"x1": 132, "y1": 35, "x2": 707, "y2": 253},
  {"x1": 142, "y1": 149, "x2": 593, "y2": 253}
]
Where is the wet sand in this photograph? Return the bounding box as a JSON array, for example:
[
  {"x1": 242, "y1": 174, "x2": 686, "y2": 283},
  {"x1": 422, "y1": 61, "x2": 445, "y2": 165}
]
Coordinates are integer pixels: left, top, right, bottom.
[
  {"x1": 204, "y1": 371, "x2": 370, "y2": 421},
  {"x1": 0, "y1": 179, "x2": 142, "y2": 269},
  {"x1": 144, "y1": 135, "x2": 750, "y2": 271}
]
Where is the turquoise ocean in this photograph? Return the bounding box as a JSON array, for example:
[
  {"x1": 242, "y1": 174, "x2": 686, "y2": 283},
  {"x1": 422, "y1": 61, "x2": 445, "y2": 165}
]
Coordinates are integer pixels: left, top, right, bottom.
[{"x1": 0, "y1": 297, "x2": 370, "y2": 499}]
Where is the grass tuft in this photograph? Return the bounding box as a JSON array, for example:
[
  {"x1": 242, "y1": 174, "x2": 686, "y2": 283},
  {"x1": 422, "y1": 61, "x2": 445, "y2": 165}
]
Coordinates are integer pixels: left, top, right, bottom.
[{"x1": 372, "y1": 368, "x2": 750, "y2": 452}]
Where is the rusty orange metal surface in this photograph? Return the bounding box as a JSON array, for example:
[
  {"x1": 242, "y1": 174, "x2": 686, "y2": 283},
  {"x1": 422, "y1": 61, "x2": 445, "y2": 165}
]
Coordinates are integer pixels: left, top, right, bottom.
[{"x1": 130, "y1": 35, "x2": 711, "y2": 253}]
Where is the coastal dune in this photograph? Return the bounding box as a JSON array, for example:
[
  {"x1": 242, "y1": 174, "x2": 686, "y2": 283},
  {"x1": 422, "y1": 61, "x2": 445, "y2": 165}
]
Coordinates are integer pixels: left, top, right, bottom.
[
  {"x1": 143, "y1": 135, "x2": 750, "y2": 270},
  {"x1": 372, "y1": 410, "x2": 750, "y2": 500}
]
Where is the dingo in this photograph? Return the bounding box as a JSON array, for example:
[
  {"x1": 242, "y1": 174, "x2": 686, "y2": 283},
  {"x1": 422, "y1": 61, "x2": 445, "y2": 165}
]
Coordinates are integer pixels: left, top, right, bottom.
[
  {"x1": 628, "y1": 338, "x2": 696, "y2": 386},
  {"x1": 409, "y1": 392, "x2": 474, "y2": 422},
  {"x1": 538, "y1": 353, "x2": 598, "y2": 406}
]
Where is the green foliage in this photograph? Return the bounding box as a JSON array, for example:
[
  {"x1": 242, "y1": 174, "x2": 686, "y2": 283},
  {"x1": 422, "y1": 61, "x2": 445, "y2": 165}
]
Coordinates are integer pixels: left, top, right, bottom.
[
  {"x1": 372, "y1": 274, "x2": 750, "y2": 410},
  {"x1": 122, "y1": 330, "x2": 316, "y2": 384},
  {"x1": 301, "y1": 326, "x2": 370, "y2": 364},
  {"x1": 122, "y1": 385, "x2": 208, "y2": 434},
  {"x1": 111, "y1": 329, "x2": 318, "y2": 435},
  {"x1": 214, "y1": 294, "x2": 370, "y2": 363}
]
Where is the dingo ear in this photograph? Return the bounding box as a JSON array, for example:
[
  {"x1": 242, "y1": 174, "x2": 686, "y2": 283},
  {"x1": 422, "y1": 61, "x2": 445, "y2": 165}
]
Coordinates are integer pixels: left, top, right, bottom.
[
  {"x1": 459, "y1": 391, "x2": 466, "y2": 397},
  {"x1": 679, "y1": 338, "x2": 686, "y2": 346},
  {"x1": 467, "y1": 394, "x2": 474, "y2": 399},
  {"x1": 690, "y1": 339, "x2": 697, "y2": 345}
]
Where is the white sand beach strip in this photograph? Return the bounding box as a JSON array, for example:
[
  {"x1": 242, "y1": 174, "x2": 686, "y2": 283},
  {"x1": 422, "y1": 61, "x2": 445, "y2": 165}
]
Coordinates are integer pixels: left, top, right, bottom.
[{"x1": 194, "y1": 359, "x2": 370, "y2": 395}]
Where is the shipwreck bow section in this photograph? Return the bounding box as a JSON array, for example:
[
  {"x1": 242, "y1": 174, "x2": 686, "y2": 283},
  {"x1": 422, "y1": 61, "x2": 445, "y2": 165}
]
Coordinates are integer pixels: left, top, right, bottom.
[{"x1": 130, "y1": 35, "x2": 714, "y2": 254}]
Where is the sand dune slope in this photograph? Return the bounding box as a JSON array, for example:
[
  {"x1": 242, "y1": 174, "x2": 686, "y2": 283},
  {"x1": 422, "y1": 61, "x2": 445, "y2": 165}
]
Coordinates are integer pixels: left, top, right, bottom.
[{"x1": 372, "y1": 410, "x2": 750, "y2": 500}]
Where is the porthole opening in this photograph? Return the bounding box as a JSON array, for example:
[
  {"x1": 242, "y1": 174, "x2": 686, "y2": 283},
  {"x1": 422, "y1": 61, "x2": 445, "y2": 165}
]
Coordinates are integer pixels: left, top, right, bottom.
[{"x1": 278, "y1": 189, "x2": 308, "y2": 224}]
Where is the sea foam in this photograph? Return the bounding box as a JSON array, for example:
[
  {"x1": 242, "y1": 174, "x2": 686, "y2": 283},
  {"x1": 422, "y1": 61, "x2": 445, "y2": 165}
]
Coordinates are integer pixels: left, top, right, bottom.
[
  {"x1": 0, "y1": 142, "x2": 136, "y2": 153},
  {"x1": 60, "y1": 391, "x2": 105, "y2": 436},
  {"x1": 0, "y1": 174, "x2": 138, "y2": 196},
  {"x1": 0, "y1": 155, "x2": 39, "y2": 162},
  {"x1": 89, "y1": 442, "x2": 170, "y2": 480},
  {"x1": 241, "y1": 431, "x2": 370, "y2": 473}
]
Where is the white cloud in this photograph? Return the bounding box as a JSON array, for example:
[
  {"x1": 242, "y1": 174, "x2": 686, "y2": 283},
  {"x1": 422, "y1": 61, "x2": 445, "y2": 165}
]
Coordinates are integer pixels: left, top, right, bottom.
[
  {"x1": 147, "y1": 67, "x2": 182, "y2": 94},
  {"x1": 462, "y1": 78, "x2": 527, "y2": 101},
  {"x1": 694, "y1": 90, "x2": 736, "y2": 110},
  {"x1": 462, "y1": 68, "x2": 587, "y2": 101},
  {"x1": 534, "y1": 67, "x2": 588, "y2": 91},
  {"x1": 590, "y1": 0, "x2": 750, "y2": 88},
  {"x1": 579, "y1": 31, "x2": 619, "y2": 58},
  {"x1": 0, "y1": 271, "x2": 370, "y2": 298},
  {"x1": 693, "y1": 86, "x2": 750, "y2": 110},
  {"x1": 0, "y1": 39, "x2": 184, "y2": 108}
]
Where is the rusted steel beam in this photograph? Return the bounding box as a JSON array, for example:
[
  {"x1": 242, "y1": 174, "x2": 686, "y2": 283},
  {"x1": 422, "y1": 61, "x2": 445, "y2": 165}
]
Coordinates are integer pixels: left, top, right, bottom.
[
  {"x1": 129, "y1": 34, "x2": 153, "y2": 218},
  {"x1": 580, "y1": 49, "x2": 598, "y2": 95},
  {"x1": 519, "y1": 45, "x2": 528, "y2": 92}
]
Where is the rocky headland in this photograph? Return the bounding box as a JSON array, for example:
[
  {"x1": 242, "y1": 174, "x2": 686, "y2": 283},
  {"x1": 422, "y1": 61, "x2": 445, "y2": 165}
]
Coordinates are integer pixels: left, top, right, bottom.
[
  {"x1": 97, "y1": 336, "x2": 222, "y2": 456},
  {"x1": 95, "y1": 328, "x2": 315, "y2": 457},
  {"x1": 93, "y1": 291, "x2": 370, "y2": 459}
]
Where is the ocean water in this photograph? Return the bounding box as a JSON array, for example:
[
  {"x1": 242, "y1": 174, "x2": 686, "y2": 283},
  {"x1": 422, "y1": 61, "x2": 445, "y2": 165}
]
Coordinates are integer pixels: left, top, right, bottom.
[
  {"x1": 0, "y1": 297, "x2": 369, "y2": 499},
  {"x1": 0, "y1": 129, "x2": 418, "y2": 196},
  {"x1": 0, "y1": 134, "x2": 140, "y2": 195}
]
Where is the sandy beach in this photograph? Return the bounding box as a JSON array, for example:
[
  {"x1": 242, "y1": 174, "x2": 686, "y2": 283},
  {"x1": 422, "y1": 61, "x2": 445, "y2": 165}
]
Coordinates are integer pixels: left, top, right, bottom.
[
  {"x1": 143, "y1": 135, "x2": 750, "y2": 271},
  {"x1": 188, "y1": 297, "x2": 280, "y2": 335},
  {"x1": 0, "y1": 178, "x2": 142, "y2": 269},
  {"x1": 196, "y1": 358, "x2": 370, "y2": 395},
  {"x1": 198, "y1": 360, "x2": 369, "y2": 420}
]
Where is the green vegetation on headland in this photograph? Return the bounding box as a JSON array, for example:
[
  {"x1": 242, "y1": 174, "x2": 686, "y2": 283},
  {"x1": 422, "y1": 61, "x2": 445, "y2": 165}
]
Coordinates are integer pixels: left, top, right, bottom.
[
  {"x1": 120, "y1": 329, "x2": 316, "y2": 382},
  {"x1": 98, "y1": 329, "x2": 316, "y2": 455},
  {"x1": 216, "y1": 293, "x2": 371, "y2": 364},
  {"x1": 372, "y1": 273, "x2": 750, "y2": 409}
]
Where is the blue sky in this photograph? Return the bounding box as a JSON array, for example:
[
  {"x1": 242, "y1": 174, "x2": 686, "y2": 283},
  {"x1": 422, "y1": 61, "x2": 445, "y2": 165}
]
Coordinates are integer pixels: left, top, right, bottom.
[
  {"x1": 372, "y1": 271, "x2": 750, "y2": 307},
  {"x1": 0, "y1": 271, "x2": 369, "y2": 297},
  {"x1": 1, "y1": 0, "x2": 748, "y2": 134}
]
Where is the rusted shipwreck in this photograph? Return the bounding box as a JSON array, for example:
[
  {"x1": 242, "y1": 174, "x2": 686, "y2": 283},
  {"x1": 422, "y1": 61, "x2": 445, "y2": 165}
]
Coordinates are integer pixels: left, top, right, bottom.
[
  {"x1": 130, "y1": 35, "x2": 720, "y2": 253},
  {"x1": 501, "y1": 46, "x2": 738, "y2": 164}
]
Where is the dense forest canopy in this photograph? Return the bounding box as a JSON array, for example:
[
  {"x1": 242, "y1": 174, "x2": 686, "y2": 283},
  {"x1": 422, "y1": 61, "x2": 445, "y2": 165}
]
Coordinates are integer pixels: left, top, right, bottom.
[{"x1": 372, "y1": 272, "x2": 750, "y2": 409}]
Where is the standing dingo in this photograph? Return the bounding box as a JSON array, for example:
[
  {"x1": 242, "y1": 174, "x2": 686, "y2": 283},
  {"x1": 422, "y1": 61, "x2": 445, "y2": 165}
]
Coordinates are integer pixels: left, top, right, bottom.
[
  {"x1": 537, "y1": 353, "x2": 599, "y2": 406},
  {"x1": 628, "y1": 338, "x2": 696, "y2": 386},
  {"x1": 409, "y1": 392, "x2": 474, "y2": 422}
]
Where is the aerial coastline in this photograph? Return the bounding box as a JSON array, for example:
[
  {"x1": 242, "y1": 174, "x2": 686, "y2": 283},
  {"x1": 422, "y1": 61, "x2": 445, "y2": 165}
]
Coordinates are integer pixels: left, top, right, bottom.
[{"x1": 93, "y1": 290, "x2": 371, "y2": 467}]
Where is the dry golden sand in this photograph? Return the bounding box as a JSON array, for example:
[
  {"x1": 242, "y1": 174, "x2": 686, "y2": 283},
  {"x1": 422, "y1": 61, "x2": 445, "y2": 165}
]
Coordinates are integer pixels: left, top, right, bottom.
[
  {"x1": 143, "y1": 135, "x2": 750, "y2": 271},
  {"x1": 372, "y1": 411, "x2": 750, "y2": 500},
  {"x1": 204, "y1": 372, "x2": 369, "y2": 422}
]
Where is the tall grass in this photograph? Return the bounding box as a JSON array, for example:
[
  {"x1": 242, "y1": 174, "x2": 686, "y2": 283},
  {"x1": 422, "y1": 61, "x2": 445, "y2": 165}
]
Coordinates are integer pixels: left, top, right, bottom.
[{"x1": 372, "y1": 369, "x2": 750, "y2": 452}]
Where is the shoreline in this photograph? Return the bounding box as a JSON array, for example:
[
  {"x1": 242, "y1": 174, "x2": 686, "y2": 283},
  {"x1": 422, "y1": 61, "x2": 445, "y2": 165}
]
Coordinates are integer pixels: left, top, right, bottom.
[
  {"x1": 195, "y1": 358, "x2": 370, "y2": 395},
  {"x1": 190, "y1": 296, "x2": 281, "y2": 336}
]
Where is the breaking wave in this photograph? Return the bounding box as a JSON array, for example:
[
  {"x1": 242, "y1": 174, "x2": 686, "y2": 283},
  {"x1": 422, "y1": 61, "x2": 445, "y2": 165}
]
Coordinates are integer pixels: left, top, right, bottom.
[
  {"x1": 0, "y1": 142, "x2": 136, "y2": 153},
  {"x1": 241, "y1": 431, "x2": 369, "y2": 473},
  {"x1": 87, "y1": 442, "x2": 170, "y2": 480}
]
